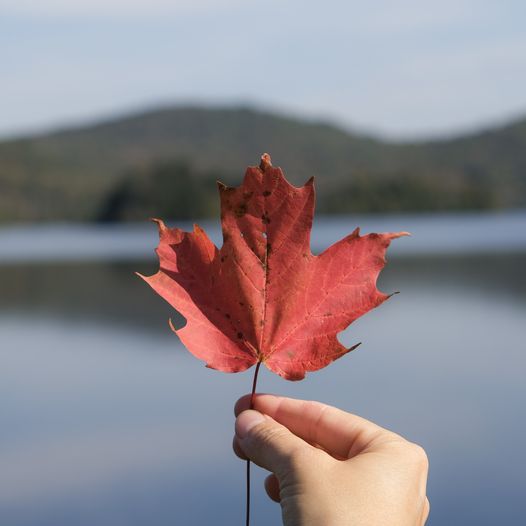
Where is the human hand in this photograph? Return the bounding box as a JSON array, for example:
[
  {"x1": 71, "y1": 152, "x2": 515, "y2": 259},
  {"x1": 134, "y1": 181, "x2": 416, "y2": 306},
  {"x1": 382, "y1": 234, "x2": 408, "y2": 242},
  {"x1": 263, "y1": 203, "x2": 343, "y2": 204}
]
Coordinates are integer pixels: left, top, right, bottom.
[{"x1": 233, "y1": 394, "x2": 429, "y2": 526}]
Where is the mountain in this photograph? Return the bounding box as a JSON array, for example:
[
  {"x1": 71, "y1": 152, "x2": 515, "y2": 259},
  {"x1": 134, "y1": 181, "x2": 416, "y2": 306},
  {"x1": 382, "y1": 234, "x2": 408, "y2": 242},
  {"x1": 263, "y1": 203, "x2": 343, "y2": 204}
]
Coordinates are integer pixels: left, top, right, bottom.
[{"x1": 0, "y1": 105, "x2": 525, "y2": 222}]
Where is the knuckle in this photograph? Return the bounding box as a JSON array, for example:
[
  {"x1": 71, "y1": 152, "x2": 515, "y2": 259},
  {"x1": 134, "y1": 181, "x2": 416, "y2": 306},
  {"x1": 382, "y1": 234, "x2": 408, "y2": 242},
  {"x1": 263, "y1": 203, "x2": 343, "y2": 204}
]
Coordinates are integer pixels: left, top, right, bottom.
[{"x1": 408, "y1": 443, "x2": 429, "y2": 470}]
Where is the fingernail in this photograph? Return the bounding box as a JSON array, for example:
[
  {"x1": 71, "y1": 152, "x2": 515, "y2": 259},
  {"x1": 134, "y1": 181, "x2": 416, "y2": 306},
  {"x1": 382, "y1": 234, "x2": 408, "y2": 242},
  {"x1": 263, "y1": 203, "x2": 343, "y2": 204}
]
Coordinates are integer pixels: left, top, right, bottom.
[{"x1": 236, "y1": 410, "x2": 265, "y2": 439}]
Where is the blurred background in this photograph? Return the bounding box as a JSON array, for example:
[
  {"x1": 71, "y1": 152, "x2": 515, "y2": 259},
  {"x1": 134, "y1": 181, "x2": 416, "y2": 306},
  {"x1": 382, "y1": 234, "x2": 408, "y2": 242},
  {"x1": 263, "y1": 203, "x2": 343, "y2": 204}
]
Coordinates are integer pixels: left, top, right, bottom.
[{"x1": 1, "y1": 1, "x2": 525, "y2": 524}]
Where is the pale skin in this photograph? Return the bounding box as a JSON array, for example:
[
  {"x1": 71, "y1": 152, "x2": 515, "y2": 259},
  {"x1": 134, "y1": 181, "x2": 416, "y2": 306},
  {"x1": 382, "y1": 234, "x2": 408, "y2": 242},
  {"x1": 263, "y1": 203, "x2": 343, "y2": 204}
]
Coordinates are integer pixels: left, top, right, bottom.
[{"x1": 233, "y1": 394, "x2": 429, "y2": 526}]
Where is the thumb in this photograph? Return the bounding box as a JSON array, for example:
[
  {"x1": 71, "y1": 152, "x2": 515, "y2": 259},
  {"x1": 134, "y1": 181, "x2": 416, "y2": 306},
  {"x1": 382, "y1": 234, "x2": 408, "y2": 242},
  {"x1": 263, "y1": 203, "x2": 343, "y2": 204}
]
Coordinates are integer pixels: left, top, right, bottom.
[{"x1": 235, "y1": 409, "x2": 311, "y2": 478}]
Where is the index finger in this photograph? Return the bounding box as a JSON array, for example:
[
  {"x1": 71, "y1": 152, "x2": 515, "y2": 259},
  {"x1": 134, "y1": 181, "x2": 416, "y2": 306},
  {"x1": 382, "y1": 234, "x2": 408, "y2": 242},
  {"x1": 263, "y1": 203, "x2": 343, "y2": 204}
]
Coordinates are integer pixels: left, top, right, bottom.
[{"x1": 235, "y1": 394, "x2": 392, "y2": 459}]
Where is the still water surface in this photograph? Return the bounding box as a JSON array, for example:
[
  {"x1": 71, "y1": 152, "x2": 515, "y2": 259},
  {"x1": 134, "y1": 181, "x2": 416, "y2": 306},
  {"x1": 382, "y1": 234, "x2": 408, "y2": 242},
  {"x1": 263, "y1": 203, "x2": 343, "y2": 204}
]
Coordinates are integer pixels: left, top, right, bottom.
[{"x1": 0, "y1": 214, "x2": 525, "y2": 525}]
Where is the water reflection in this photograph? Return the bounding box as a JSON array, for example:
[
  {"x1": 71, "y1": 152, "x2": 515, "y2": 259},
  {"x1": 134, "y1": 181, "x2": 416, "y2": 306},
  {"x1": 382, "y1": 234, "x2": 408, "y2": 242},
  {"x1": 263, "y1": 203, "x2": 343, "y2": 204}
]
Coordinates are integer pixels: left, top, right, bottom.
[
  {"x1": 1, "y1": 253, "x2": 525, "y2": 525},
  {"x1": 1, "y1": 254, "x2": 525, "y2": 332}
]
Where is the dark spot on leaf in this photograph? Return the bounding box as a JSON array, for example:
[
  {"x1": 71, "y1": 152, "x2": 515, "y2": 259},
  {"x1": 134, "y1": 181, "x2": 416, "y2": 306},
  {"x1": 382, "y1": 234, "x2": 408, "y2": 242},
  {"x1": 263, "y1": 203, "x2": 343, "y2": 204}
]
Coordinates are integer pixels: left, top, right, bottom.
[
  {"x1": 324, "y1": 312, "x2": 332, "y2": 316},
  {"x1": 243, "y1": 191, "x2": 254, "y2": 200},
  {"x1": 266, "y1": 243, "x2": 272, "y2": 253},
  {"x1": 303, "y1": 253, "x2": 309, "y2": 258},
  {"x1": 237, "y1": 332, "x2": 243, "y2": 339},
  {"x1": 239, "y1": 301, "x2": 245, "y2": 307},
  {"x1": 225, "y1": 313, "x2": 231, "y2": 319},
  {"x1": 261, "y1": 213, "x2": 270, "y2": 225},
  {"x1": 235, "y1": 203, "x2": 248, "y2": 217},
  {"x1": 263, "y1": 190, "x2": 271, "y2": 197}
]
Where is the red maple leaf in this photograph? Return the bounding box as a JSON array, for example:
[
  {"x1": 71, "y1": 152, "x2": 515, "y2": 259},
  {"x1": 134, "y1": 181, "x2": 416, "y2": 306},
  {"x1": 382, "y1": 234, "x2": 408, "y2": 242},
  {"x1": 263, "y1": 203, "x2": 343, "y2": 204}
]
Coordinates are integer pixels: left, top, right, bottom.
[{"x1": 139, "y1": 154, "x2": 407, "y2": 380}]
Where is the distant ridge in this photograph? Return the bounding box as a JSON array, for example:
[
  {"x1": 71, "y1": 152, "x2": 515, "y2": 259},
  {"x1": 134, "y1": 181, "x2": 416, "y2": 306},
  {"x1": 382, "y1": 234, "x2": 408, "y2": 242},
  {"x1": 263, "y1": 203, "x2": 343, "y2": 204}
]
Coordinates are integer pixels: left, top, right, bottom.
[{"x1": 0, "y1": 105, "x2": 525, "y2": 222}]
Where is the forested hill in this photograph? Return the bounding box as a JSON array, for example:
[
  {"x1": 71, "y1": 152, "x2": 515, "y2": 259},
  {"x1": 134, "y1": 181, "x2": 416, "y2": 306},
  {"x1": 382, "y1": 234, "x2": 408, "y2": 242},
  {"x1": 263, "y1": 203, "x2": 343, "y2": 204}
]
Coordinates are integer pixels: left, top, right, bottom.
[{"x1": 0, "y1": 105, "x2": 525, "y2": 222}]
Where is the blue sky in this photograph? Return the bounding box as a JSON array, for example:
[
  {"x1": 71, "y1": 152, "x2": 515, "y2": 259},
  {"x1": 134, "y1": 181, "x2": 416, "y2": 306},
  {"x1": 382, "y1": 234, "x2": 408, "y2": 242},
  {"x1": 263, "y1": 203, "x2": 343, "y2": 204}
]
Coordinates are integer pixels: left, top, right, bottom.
[{"x1": 1, "y1": 0, "x2": 525, "y2": 139}]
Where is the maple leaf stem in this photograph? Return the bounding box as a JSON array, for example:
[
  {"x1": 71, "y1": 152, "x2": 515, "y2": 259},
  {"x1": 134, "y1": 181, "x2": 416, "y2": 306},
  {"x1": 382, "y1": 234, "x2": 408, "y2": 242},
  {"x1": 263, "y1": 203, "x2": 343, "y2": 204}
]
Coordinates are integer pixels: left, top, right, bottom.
[
  {"x1": 249, "y1": 361, "x2": 262, "y2": 408},
  {"x1": 246, "y1": 360, "x2": 262, "y2": 526}
]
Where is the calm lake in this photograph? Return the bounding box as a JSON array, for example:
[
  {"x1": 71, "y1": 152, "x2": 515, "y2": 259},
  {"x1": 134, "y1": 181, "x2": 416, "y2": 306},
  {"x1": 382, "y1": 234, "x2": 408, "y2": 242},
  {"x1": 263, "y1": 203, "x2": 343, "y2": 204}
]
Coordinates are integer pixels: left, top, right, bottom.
[{"x1": 1, "y1": 211, "x2": 525, "y2": 525}]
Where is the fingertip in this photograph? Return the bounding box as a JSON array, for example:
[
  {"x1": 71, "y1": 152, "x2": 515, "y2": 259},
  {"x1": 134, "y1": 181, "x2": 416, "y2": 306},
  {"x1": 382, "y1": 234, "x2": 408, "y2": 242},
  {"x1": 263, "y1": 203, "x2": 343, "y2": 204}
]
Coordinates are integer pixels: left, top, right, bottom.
[
  {"x1": 234, "y1": 408, "x2": 309, "y2": 477},
  {"x1": 234, "y1": 394, "x2": 252, "y2": 416},
  {"x1": 235, "y1": 409, "x2": 266, "y2": 439},
  {"x1": 232, "y1": 436, "x2": 248, "y2": 460},
  {"x1": 264, "y1": 474, "x2": 281, "y2": 503},
  {"x1": 234, "y1": 392, "x2": 275, "y2": 416}
]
